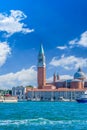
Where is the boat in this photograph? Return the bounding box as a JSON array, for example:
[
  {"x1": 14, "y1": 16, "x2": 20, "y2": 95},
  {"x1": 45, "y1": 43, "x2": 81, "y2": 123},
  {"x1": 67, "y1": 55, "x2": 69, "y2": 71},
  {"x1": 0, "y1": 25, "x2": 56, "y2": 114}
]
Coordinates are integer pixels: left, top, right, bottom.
[
  {"x1": 58, "y1": 96, "x2": 70, "y2": 102},
  {"x1": 76, "y1": 91, "x2": 87, "y2": 103},
  {"x1": 0, "y1": 95, "x2": 18, "y2": 103}
]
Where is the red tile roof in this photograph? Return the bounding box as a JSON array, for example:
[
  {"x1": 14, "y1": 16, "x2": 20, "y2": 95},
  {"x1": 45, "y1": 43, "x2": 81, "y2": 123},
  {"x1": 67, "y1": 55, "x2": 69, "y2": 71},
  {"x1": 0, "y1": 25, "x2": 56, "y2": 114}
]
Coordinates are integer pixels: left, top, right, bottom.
[{"x1": 26, "y1": 88, "x2": 87, "y2": 92}]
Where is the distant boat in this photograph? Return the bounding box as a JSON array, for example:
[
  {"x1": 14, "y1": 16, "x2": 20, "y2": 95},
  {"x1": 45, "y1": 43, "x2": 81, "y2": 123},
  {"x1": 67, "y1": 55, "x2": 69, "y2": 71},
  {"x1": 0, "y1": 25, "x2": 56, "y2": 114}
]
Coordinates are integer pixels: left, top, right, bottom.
[
  {"x1": 76, "y1": 91, "x2": 87, "y2": 103},
  {"x1": 58, "y1": 96, "x2": 70, "y2": 102},
  {"x1": 0, "y1": 95, "x2": 18, "y2": 103}
]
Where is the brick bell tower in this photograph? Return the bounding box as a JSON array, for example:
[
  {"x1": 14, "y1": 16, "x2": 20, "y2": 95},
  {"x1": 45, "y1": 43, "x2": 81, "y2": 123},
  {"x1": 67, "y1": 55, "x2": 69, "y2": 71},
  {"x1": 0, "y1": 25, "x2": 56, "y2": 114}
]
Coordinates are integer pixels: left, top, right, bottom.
[{"x1": 37, "y1": 44, "x2": 46, "y2": 89}]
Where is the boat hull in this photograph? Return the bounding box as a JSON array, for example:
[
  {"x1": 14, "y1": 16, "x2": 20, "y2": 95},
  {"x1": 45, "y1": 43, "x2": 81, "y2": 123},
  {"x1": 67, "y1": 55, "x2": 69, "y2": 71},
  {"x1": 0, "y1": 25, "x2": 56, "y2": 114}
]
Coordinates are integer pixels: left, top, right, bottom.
[{"x1": 76, "y1": 99, "x2": 87, "y2": 103}]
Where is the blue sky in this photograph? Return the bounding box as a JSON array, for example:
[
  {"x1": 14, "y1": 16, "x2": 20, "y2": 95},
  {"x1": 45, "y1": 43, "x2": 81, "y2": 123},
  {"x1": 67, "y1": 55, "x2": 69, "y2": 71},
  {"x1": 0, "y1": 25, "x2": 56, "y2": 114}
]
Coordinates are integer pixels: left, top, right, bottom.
[{"x1": 0, "y1": 0, "x2": 87, "y2": 89}]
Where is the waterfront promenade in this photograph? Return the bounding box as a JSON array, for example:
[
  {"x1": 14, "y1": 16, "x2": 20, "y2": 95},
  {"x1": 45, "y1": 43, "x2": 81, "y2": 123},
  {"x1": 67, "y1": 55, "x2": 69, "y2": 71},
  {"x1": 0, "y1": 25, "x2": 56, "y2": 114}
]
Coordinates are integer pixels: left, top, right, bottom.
[{"x1": 26, "y1": 88, "x2": 87, "y2": 101}]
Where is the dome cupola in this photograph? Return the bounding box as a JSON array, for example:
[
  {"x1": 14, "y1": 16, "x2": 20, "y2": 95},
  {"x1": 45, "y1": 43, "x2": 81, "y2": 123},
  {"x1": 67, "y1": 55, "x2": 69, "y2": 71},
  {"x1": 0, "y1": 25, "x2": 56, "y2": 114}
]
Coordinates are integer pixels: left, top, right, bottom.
[{"x1": 74, "y1": 67, "x2": 86, "y2": 80}]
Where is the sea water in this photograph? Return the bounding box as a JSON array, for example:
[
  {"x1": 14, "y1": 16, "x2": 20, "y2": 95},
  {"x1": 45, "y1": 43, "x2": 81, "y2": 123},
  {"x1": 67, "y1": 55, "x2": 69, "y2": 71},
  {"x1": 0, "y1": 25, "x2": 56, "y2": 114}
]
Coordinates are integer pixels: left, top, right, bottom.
[{"x1": 0, "y1": 101, "x2": 87, "y2": 130}]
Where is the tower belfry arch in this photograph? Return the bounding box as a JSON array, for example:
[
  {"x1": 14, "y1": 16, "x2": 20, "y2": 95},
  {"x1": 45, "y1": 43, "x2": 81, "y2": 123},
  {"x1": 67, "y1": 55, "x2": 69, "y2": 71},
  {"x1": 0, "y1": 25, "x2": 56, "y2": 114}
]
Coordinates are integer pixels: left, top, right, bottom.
[{"x1": 37, "y1": 44, "x2": 46, "y2": 89}]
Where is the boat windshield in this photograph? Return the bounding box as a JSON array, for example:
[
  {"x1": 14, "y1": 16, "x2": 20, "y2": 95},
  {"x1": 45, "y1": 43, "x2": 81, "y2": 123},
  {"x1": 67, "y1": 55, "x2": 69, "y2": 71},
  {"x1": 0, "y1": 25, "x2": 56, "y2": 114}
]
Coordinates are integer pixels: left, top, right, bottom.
[{"x1": 84, "y1": 91, "x2": 87, "y2": 94}]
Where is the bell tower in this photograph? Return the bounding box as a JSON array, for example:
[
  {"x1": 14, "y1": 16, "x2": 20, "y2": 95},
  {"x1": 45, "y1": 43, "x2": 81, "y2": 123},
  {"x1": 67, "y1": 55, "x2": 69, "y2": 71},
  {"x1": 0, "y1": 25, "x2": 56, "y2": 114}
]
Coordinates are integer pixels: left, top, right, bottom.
[{"x1": 37, "y1": 44, "x2": 46, "y2": 89}]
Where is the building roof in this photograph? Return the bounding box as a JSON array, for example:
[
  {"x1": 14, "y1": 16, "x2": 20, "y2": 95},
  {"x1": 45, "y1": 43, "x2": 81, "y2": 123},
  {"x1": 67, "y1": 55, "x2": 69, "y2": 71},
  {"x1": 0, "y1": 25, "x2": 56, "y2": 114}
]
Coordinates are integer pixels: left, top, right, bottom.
[
  {"x1": 71, "y1": 79, "x2": 82, "y2": 82},
  {"x1": 26, "y1": 88, "x2": 87, "y2": 92},
  {"x1": 55, "y1": 79, "x2": 72, "y2": 83}
]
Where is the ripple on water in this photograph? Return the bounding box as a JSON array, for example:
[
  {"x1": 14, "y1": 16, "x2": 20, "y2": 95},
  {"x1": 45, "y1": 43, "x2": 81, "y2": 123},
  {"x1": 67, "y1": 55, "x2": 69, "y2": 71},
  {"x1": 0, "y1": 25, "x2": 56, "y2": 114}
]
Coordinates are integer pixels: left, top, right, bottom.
[{"x1": 0, "y1": 102, "x2": 87, "y2": 130}]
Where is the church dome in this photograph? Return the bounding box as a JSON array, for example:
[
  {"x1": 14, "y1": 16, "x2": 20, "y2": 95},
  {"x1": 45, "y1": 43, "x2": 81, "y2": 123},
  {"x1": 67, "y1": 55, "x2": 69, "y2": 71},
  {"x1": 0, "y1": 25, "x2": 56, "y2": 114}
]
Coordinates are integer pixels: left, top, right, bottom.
[{"x1": 74, "y1": 67, "x2": 86, "y2": 80}]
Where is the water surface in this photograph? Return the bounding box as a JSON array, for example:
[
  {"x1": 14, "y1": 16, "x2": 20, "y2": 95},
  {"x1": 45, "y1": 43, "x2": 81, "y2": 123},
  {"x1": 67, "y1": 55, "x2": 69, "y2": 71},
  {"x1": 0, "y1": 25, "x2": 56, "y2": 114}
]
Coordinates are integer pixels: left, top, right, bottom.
[{"x1": 0, "y1": 102, "x2": 87, "y2": 130}]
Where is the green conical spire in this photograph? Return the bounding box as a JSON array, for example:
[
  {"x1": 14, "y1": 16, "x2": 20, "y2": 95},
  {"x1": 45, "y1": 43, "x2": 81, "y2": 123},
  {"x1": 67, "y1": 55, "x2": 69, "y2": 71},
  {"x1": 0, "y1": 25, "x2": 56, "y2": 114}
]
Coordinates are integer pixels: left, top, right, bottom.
[{"x1": 39, "y1": 44, "x2": 44, "y2": 55}]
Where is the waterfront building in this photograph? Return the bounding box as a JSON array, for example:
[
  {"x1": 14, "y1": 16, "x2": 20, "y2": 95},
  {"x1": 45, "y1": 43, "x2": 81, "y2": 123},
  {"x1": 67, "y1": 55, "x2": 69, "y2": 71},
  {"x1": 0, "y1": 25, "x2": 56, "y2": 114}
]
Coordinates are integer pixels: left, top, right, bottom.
[
  {"x1": 26, "y1": 88, "x2": 85, "y2": 101},
  {"x1": 26, "y1": 45, "x2": 87, "y2": 101},
  {"x1": 12, "y1": 86, "x2": 26, "y2": 100},
  {"x1": 37, "y1": 44, "x2": 87, "y2": 89}
]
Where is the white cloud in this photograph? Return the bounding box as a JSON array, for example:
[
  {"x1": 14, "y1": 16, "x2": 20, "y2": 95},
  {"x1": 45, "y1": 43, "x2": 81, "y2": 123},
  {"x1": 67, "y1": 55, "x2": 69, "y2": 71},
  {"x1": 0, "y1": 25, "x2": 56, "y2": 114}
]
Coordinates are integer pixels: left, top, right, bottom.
[
  {"x1": 47, "y1": 75, "x2": 73, "y2": 82},
  {"x1": 0, "y1": 66, "x2": 37, "y2": 89},
  {"x1": 47, "y1": 76, "x2": 53, "y2": 82},
  {"x1": 0, "y1": 42, "x2": 11, "y2": 66},
  {"x1": 69, "y1": 31, "x2": 87, "y2": 47},
  {"x1": 50, "y1": 55, "x2": 87, "y2": 70},
  {"x1": 57, "y1": 45, "x2": 67, "y2": 50},
  {"x1": 60, "y1": 75, "x2": 73, "y2": 80},
  {"x1": 0, "y1": 10, "x2": 34, "y2": 37}
]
